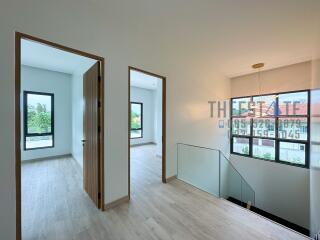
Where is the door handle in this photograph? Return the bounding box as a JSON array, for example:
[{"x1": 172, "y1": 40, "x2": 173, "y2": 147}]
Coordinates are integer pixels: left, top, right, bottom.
[{"x1": 81, "y1": 140, "x2": 87, "y2": 142}]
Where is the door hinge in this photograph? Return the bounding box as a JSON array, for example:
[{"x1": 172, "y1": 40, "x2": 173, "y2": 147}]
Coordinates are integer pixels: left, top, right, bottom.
[
  {"x1": 98, "y1": 100, "x2": 101, "y2": 108},
  {"x1": 98, "y1": 126, "x2": 101, "y2": 133},
  {"x1": 98, "y1": 76, "x2": 102, "y2": 83},
  {"x1": 98, "y1": 192, "x2": 101, "y2": 199}
]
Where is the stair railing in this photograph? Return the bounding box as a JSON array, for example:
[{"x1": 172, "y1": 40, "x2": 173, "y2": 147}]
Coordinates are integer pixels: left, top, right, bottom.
[{"x1": 177, "y1": 143, "x2": 255, "y2": 207}]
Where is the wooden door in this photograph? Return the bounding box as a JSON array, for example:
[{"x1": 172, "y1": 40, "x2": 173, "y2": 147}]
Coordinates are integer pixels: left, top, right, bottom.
[{"x1": 83, "y1": 62, "x2": 100, "y2": 208}]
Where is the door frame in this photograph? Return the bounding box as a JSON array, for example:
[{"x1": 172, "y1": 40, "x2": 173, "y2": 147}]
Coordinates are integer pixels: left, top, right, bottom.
[
  {"x1": 128, "y1": 66, "x2": 167, "y2": 199},
  {"x1": 15, "y1": 32, "x2": 105, "y2": 240}
]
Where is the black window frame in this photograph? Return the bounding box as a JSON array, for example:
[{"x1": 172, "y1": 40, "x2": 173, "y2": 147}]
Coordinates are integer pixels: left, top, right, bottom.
[
  {"x1": 130, "y1": 102, "x2": 143, "y2": 139},
  {"x1": 23, "y1": 91, "x2": 55, "y2": 150},
  {"x1": 230, "y1": 89, "x2": 310, "y2": 168}
]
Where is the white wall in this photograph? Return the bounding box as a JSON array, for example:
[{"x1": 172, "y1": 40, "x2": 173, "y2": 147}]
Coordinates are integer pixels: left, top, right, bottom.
[
  {"x1": 130, "y1": 80, "x2": 162, "y2": 155},
  {"x1": 231, "y1": 61, "x2": 311, "y2": 97},
  {"x1": 21, "y1": 65, "x2": 72, "y2": 161},
  {"x1": 0, "y1": 1, "x2": 319, "y2": 239},
  {"x1": 130, "y1": 86, "x2": 155, "y2": 145},
  {"x1": 230, "y1": 62, "x2": 312, "y2": 228},
  {"x1": 153, "y1": 80, "x2": 162, "y2": 156},
  {"x1": 0, "y1": 5, "x2": 235, "y2": 227},
  {"x1": 71, "y1": 73, "x2": 84, "y2": 168},
  {"x1": 230, "y1": 155, "x2": 310, "y2": 228}
]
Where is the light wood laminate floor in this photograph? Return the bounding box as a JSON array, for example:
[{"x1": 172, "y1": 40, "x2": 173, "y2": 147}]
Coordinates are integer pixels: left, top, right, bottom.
[{"x1": 22, "y1": 145, "x2": 308, "y2": 240}]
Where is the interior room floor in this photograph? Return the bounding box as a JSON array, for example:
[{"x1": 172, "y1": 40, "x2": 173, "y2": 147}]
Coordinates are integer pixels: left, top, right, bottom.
[
  {"x1": 22, "y1": 145, "x2": 308, "y2": 240},
  {"x1": 22, "y1": 156, "x2": 99, "y2": 240}
]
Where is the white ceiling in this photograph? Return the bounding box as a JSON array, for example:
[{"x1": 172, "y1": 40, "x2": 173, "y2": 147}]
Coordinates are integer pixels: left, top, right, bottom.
[
  {"x1": 130, "y1": 69, "x2": 160, "y2": 90},
  {"x1": 21, "y1": 39, "x2": 97, "y2": 74},
  {"x1": 20, "y1": 0, "x2": 320, "y2": 79},
  {"x1": 119, "y1": 0, "x2": 319, "y2": 79}
]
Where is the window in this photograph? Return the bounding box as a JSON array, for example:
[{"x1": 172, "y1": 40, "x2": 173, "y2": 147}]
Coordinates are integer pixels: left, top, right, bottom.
[
  {"x1": 232, "y1": 137, "x2": 250, "y2": 155},
  {"x1": 279, "y1": 142, "x2": 306, "y2": 165},
  {"x1": 130, "y1": 102, "x2": 143, "y2": 139},
  {"x1": 252, "y1": 138, "x2": 275, "y2": 160},
  {"x1": 231, "y1": 90, "x2": 309, "y2": 168},
  {"x1": 232, "y1": 97, "x2": 251, "y2": 116},
  {"x1": 24, "y1": 91, "x2": 54, "y2": 150},
  {"x1": 232, "y1": 118, "x2": 251, "y2": 136},
  {"x1": 253, "y1": 118, "x2": 275, "y2": 138}
]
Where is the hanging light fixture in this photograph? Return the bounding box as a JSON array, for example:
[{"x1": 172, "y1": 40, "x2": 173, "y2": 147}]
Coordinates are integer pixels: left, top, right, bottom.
[
  {"x1": 251, "y1": 63, "x2": 278, "y2": 117},
  {"x1": 251, "y1": 63, "x2": 264, "y2": 104},
  {"x1": 252, "y1": 63, "x2": 265, "y2": 95},
  {"x1": 251, "y1": 63, "x2": 265, "y2": 117},
  {"x1": 252, "y1": 63, "x2": 278, "y2": 99}
]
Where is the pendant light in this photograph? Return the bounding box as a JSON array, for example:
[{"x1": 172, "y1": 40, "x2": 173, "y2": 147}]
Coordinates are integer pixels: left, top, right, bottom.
[
  {"x1": 251, "y1": 63, "x2": 278, "y2": 117},
  {"x1": 251, "y1": 63, "x2": 265, "y2": 117},
  {"x1": 252, "y1": 63, "x2": 265, "y2": 95},
  {"x1": 252, "y1": 63, "x2": 278, "y2": 98}
]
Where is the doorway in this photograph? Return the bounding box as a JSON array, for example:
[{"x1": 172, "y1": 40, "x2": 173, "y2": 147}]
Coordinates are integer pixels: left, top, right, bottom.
[
  {"x1": 128, "y1": 66, "x2": 166, "y2": 199},
  {"x1": 15, "y1": 32, "x2": 105, "y2": 240}
]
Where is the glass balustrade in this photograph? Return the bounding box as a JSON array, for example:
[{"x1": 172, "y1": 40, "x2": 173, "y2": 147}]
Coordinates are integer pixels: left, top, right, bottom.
[{"x1": 177, "y1": 143, "x2": 255, "y2": 207}]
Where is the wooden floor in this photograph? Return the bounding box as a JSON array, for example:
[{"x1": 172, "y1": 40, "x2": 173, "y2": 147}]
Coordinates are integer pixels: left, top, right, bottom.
[{"x1": 22, "y1": 145, "x2": 308, "y2": 240}]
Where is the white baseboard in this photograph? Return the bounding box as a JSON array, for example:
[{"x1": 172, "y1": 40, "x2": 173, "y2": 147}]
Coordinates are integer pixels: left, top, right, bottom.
[
  {"x1": 130, "y1": 142, "x2": 155, "y2": 147},
  {"x1": 21, "y1": 154, "x2": 72, "y2": 163}
]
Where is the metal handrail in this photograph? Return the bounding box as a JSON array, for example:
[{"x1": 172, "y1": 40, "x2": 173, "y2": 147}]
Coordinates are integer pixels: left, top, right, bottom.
[
  {"x1": 177, "y1": 142, "x2": 227, "y2": 157},
  {"x1": 177, "y1": 142, "x2": 255, "y2": 204}
]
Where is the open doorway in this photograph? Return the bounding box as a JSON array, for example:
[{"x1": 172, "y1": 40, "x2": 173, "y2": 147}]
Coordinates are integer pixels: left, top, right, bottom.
[
  {"x1": 15, "y1": 33, "x2": 105, "y2": 240},
  {"x1": 128, "y1": 67, "x2": 166, "y2": 199}
]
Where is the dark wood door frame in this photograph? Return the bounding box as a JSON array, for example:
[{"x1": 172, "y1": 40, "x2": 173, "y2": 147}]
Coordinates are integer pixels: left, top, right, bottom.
[
  {"x1": 128, "y1": 66, "x2": 167, "y2": 199},
  {"x1": 15, "y1": 32, "x2": 105, "y2": 240}
]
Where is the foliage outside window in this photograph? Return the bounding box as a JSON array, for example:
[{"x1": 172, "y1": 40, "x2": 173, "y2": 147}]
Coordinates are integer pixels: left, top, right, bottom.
[
  {"x1": 231, "y1": 90, "x2": 309, "y2": 168},
  {"x1": 130, "y1": 102, "x2": 143, "y2": 139},
  {"x1": 24, "y1": 91, "x2": 54, "y2": 150}
]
